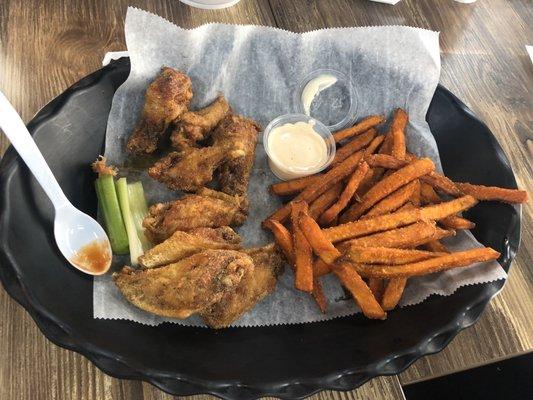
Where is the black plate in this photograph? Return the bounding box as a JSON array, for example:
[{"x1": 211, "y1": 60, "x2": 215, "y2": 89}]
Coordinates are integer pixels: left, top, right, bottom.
[{"x1": 0, "y1": 58, "x2": 521, "y2": 399}]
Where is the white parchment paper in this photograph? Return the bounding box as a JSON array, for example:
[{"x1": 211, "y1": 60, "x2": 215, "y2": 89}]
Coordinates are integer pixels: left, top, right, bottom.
[{"x1": 94, "y1": 7, "x2": 506, "y2": 327}]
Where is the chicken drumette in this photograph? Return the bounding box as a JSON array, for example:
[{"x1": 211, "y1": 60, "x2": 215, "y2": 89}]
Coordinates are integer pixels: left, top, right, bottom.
[
  {"x1": 214, "y1": 114, "x2": 260, "y2": 196},
  {"x1": 126, "y1": 67, "x2": 193, "y2": 155}
]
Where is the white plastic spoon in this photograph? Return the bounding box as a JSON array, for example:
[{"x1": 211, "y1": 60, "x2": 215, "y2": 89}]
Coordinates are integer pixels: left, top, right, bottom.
[{"x1": 0, "y1": 91, "x2": 112, "y2": 275}]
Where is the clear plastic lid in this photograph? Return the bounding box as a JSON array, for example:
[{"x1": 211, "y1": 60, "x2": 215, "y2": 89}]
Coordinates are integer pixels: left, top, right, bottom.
[
  {"x1": 179, "y1": 0, "x2": 241, "y2": 9},
  {"x1": 296, "y1": 68, "x2": 357, "y2": 132}
]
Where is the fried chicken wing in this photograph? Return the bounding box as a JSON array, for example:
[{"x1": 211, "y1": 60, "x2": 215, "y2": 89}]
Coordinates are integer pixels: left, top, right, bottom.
[
  {"x1": 200, "y1": 244, "x2": 284, "y2": 328},
  {"x1": 149, "y1": 113, "x2": 260, "y2": 193},
  {"x1": 143, "y1": 188, "x2": 248, "y2": 243},
  {"x1": 214, "y1": 114, "x2": 260, "y2": 195},
  {"x1": 114, "y1": 250, "x2": 254, "y2": 319},
  {"x1": 139, "y1": 226, "x2": 242, "y2": 268},
  {"x1": 148, "y1": 146, "x2": 230, "y2": 192},
  {"x1": 170, "y1": 94, "x2": 231, "y2": 151},
  {"x1": 126, "y1": 67, "x2": 193, "y2": 155}
]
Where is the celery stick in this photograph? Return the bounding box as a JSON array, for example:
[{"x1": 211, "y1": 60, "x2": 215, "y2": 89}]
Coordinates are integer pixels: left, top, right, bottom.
[
  {"x1": 127, "y1": 181, "x2": 151, "y2": 251},
  {"x1": 95, "y1": 175, "x2": 129, "y2": 255},
  {"x1": 115, "y1": 177, "x2": 144, "y2": 266}
]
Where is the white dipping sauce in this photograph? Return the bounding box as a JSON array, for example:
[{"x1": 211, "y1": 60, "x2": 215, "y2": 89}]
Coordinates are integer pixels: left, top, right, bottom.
[
  {"x1": 267, "y1": 121, "x2": 328, "y2": 180},
  {"x1": 301, "y1": 74, "x2": 338, "y2": 116}
]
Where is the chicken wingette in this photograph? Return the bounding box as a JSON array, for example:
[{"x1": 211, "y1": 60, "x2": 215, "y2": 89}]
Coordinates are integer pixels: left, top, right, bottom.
[
  {"x1": 139, "y1": 226, "x2": 241, "y2": 268},
  {"x1": 142, "y1": 188, "x2": 248, "y2": 243},
  {"x1": 114, "y1": 250, "x2": 254, "y2": 319}
]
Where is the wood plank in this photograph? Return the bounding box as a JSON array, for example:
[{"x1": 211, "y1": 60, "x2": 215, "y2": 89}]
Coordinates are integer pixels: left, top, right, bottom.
[
  {"x1": 139, "y1": 376, "x2": 405, "y2": 400},
  {"x1": 0, "y1": 0, "x2": 531, "y2": 398}
]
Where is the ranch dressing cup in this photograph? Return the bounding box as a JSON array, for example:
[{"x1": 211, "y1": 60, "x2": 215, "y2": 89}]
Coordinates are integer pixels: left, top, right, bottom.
[
  {"x1": 263, "y1": 114, "x2": 335, "y2": 181},
  {"x1": 296, "y1": 69, "x2": 357, "y2": 132}
]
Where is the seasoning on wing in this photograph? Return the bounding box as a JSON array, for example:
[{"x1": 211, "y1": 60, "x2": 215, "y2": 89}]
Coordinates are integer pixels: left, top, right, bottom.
[
  {"x1": 139, "y1": 226, "x2": 242, "y2": 268},
  {"x1": 170, "y1": 94, "x2": 231, "y2": 151},
  {"x1": 149, "y1": 113, "x2": 260, "y2": 193},
  {"x1": 126, "y1": 67, "x2": 193, "y2": 155},
  {"x1": 142, "y1": 188, "x2": 248, "y2": 243},
  {"x1": 200, "y1": 243, "x2": 284, "y2": 328},
  {"x1": 113, "y1": 250, "x2": 254, "y2": 319},
  {"x1": 148, "y1": 146, "x2": 230, "y2": 192},
  {"x1": 215, "y1": 114, "x2": 261, "y2": 195}
]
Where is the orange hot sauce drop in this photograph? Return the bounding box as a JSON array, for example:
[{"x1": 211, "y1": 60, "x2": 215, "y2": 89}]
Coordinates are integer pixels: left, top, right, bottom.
[{"x1": 70, "y1": 240, "x2": 111, "y2": 274}]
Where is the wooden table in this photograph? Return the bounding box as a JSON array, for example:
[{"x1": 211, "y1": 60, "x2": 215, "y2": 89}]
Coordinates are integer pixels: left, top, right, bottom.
[{"x1": 0, "y1": 1, "x2": 531, "y2": 399}]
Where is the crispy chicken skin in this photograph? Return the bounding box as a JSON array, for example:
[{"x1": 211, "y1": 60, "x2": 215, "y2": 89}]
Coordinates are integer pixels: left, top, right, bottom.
[
  {"x1": 126, "y1": 67, "x2": 193, "y2": 155},
  {"x1": 142, "y1": 188, "x2": 248, "y2": 243},
  {"x1": 148, "y1": 146, "x2": 228, "y2": 192},
  {"x1": 200, "y1": 244, "x2": 284, "y2": 328},
  {"x1": 214, "y1": 114, "x2": 260, "y2": 196},
  {"x1": 149, "y1": 113, "x2": 260, "y2": 193},
  {"x1": 114, "y1": 250, "x2": 254, "y2": 319},
  {"x1": 170, "y1": 94, "x2": 231, "y2": 151},
  {"x1": 139, "y1": 226, "x2": 242, "y2": 268}
]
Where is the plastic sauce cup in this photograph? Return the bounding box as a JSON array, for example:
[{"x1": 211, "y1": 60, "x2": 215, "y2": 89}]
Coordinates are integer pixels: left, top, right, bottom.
[{"x1": 263, "y1": 114, "x2": 336, "y2": 181}]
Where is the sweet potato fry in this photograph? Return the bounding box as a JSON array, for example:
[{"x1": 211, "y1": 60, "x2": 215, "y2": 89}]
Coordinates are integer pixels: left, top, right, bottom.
[
  {"x1": 299, "y1": 214, "x2": 342, "y2": 264},
  {"x1": 349, "y1": 247, "x2": 500, "y2": 278},
  {"x1": 368, "y1": 278, "x2": 384, "y2": 303},
  {"x1": 266, "y1": 150, "x2": 365, "y2": 224},
  {"x1": 270, "y1": 174, "x2": 322, "y2": 196},
  {"x1": 422, "y1": 173, "x2": 463, "y2": 196},
  {"x1": 343, "y1": 246, "x2": 445, "y2": 264},
  {"x1": 410, "y1": 179, "x2": 421, "y2": 206},
  {"x1": 320, "y1": 162, "x2": 369, "y2": 225},
  {"x1": 455, "y1": 182, "x2": 528, "y2": 204},
  {"x1": 313, "y1": 259, "x2": 331, "y2": 277},
  {"x1": 343, "y1": 221, "x2": 436, "y2": 249},
  {"x1": 312, "y1": 277, "x2": 327, "y2": 313},
  {"x1": 366, "y1": 153, "x2": 404, "y2": 169},
  {"x1": 381, "y1": 278, "x2": 407, "y2": 311},
  {"x1": 420, "y1": 182, "x2": 442, "y2": 204},
  {"x1": 365, "y1": 155, "x2": 463, "y2": 196},
  {"x1": 391, "y1": 108, "x2": 409, "y2": 160},
  {"x1": 290, "y1": 201, "x2": 313, "y2": 292},
  {"x1": 439, "y1": 215, "x2": 475, "y2": 230},
  {"x1": 356, "y1": 168, "x2": 383, "y2": 198},
  {"x1": 362, "y1": 180, "x2": 418, "y2": 218},
  {"x1": 331, "y1": 129, "x2": 375, "y2": 166},
  {"x1": 333, "y1": 115, "x2": 385, "y2": 143},
  {"x1": 423, "y1": 240, "x2": 449, "y2": 253},
  {"x1": 325, "y1": 195, "x2": 477, "y2": 243},
  {"x1": 263, "y1": 219, "x2": 294, "y2": 264},
  {"x1": 415, "y1": 226, "x2": 455, "y2": 247},
  {"x1": 332, "y1": 262, "x2": 386, "y2": 319},
  {"x1": 340, "y1": 158, "x2": 435, "y2": 222},
  {"x1": 309, "y1": 182, "x2": 344, "y2": 220},
  {"x1": 379, "y1": 131, "x2": 394, "y2": 155},
  {"x1": 396, "y1": 202, "x2": 416, "y2": 212},
  {"x1": 364, "y1": 135, "x2": 385, "y2": 156}
]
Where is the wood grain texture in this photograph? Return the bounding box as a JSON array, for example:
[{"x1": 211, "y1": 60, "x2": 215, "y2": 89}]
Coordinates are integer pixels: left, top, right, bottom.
[{"x1": 0, "y1": 0, "x2": 531, "y2": 398}]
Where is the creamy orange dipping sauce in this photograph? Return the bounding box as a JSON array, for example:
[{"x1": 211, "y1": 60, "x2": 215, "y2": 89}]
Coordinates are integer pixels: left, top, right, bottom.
[
  {"x1": 71, "y1": 240, "x2": 111, "y2": 274},
  {"x1": 267, "y1": 121, "x2": 329, "y2": 180}
]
